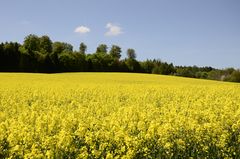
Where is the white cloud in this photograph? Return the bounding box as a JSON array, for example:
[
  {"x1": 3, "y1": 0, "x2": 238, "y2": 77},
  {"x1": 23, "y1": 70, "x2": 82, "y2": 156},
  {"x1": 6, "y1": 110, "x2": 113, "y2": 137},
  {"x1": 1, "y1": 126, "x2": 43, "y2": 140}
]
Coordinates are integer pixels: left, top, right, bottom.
[
  {"x1": 74, "y1": 26, "x2": 90, "y2": 34},
  {"x1": 105, "y1": 23, "x2": 123, "y2": 36}
]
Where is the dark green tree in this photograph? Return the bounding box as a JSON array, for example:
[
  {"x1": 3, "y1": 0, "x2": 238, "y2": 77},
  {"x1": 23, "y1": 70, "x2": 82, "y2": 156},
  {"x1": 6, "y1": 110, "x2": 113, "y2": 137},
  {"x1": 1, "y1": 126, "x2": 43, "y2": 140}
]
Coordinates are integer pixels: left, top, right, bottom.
[
  {"x1": 152, "y1": 62, "x2": 175, "y2": 75},
  {"x1": 22, "y1": 34, "x2": 40, "y2": 54},
  {"x1": 79, "y1": 42, "x2": 87, "y2": 54},
  {"x1": 125, "y1": 49, "x2": 140, "y2": 72},
  {"x1": 74, "y1": 52, "x2": 87, "y2": 71},
  {"x1": 109, "y1": 45, "x2": 121, "y2": 59},
  {"x1": 96, "y1": 44, "x2": 108, "y2": 53},
  {"x1": 87, "y1": 53, "x2": 113, "y2": 71},
  {"x1": 52, "y1": 42, "x2": 73, "y2": 54},
  {"x1": 230, "y1": 70, "x2": 240, "y2": 82},
  {"x1": 58, "y1": 52, "x2": 77, "y2": 71},
  {"x1": 195, "y1": 71, "x2": 208, "y2": 79},
  {"x1": 0, "y1": 42, "x2": 21, "y2": 71},
  {"x1": 0, "y1": 43, "x2": 4, "y2": 70},
  {"x1": 127, "y1": 48, "x2": 136, "y2": 59},
  {"x1": 207, "y1": 69, "x2": 223, "y2": 80},
  {"x1": 175, "y1": 67, "x2": 195, "y2": 77},
  {"x1": 125, "y1": 58, "x2": 140, "y2": 72},
  {"x1": 140, "y1": 59, "x2": 155, "y2": 73},
  {"x1": 39, "y1": 35, "x2": 52, "y2": 54}
]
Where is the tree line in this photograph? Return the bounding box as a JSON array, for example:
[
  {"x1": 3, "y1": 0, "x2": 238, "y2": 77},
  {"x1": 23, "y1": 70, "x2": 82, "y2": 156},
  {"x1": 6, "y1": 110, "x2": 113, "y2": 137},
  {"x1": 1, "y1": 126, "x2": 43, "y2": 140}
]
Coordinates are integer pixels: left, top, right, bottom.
[{"x1": 0, "y1": 34, "x2": 240, "y2": 82}]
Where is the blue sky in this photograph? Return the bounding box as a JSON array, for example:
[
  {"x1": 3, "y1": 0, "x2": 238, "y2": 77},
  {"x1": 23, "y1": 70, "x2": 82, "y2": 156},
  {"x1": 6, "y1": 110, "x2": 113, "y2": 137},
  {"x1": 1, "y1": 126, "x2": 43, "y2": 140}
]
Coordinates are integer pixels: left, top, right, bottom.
[{"x1": 1, "y1": 0, "x2": 240, "y2": 69}]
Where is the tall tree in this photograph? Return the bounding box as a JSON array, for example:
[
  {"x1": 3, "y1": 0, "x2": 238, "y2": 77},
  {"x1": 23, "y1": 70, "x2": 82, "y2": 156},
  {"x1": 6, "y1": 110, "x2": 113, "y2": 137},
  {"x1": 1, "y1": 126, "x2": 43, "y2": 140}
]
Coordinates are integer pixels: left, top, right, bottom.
[
  {"x1": 0, "y1": 43, "x2": 4, "y2": 70},
  {"x1": 0, "y1": 42, "x2": 21, "y2": 71},
  {"x1": 127, "y1": 48, "x2": 136, "y2": 59},
  {"x1": 39, "y1": 35, "x2": 52, "y2": 54},
  {"x1": 79, "y1": 42, "x2": 87, "y2": 54},
  {"x1": 52, "y1": 42, "x2": 73, "y2": 54},
  {"x1": 22, "y1": 34, "x2": 40, "y2": 54},
  {"x1": 109, "y1": 45, "x2": 121, "y2": 59},
  {"x1": 96, "y1": 44, "x2": 108, "y2": 53},
  {"x1": 230, "y1": 70, "x2": 240, "y2": 82}
]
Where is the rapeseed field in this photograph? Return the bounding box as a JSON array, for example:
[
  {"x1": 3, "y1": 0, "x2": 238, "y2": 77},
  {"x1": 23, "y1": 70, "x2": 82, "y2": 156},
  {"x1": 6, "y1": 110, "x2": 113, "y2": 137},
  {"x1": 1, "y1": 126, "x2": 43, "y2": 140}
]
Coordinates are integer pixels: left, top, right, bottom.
[{"x1": 0, "y1": 73, "x2": 240, "y2": 158}]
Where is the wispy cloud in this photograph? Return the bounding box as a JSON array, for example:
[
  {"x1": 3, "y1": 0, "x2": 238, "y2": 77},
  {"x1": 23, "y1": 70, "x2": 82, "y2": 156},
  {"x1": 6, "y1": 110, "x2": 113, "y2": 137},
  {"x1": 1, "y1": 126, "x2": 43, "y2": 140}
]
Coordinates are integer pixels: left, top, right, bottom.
[
  {"x1": 105, "y1": 23, "x2": 123, "y2": 36},
  {"x1": 74, "y1": 26, "x2": 90, "y2": 34}
]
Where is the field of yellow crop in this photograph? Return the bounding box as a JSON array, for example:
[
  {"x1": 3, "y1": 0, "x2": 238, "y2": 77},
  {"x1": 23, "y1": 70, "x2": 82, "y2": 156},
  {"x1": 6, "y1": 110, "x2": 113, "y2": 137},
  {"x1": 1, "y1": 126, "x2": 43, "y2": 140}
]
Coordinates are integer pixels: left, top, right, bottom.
[{"x1": 0, "y1": 73, "x2": 240, "y2": 158}]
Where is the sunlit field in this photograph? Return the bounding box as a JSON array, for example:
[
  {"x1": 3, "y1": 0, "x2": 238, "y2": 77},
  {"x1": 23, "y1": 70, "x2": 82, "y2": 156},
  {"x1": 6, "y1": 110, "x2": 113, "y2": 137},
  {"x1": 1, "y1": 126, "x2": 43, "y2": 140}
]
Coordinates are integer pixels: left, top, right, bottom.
[{"x1": 0, "y1": 73, "x2": 240, "y2": 158}]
